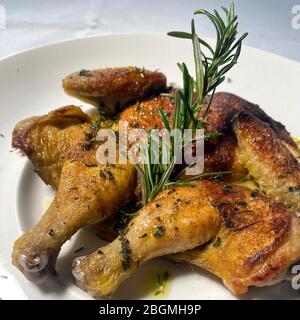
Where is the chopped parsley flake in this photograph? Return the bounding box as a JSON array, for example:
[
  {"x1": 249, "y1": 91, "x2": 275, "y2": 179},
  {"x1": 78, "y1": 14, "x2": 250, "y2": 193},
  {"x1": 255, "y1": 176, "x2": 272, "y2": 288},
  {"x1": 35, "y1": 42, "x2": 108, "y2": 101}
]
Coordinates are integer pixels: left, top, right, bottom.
[
  {"x1": 79, "y1": 69, "x2": 91, "y2": 76},
  {"x1": 153, "y1": 226, "x2": 165, "y2": 239},
  {"x1": 119, "y1": 234, "x2": 132, "y2": 270}
]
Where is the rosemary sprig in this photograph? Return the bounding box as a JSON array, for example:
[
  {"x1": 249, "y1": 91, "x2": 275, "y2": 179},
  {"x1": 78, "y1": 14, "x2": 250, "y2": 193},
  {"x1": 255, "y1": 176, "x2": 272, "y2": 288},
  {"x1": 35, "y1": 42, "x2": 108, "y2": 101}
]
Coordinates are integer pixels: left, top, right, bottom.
[
  {"x1": 137, "y1": 2, "x2": 247, "y2": 206},
  {"x1": 169, "y1": 2, "x2": 248, "y2": 120},
  {"x1": 137, "y1": 131, "x2": 222, "y2": 206}
]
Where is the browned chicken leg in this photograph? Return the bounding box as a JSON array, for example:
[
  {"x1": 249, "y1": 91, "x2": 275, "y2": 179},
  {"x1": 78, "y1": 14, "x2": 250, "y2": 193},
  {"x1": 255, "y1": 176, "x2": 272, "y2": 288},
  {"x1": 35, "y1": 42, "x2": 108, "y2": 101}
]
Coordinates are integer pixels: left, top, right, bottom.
[
  {"x1": 72, "y1": 181, "x2": 221, "y2": 297},
  {"x1": 12, "y1": 106, "x2": 136, "y2": 282},
  {"x1": 72, "y1": 181, "x2": 300, "y2": 297},
  {"x1": 12, "y1": 159, "x2": 135, "y2": 282}
]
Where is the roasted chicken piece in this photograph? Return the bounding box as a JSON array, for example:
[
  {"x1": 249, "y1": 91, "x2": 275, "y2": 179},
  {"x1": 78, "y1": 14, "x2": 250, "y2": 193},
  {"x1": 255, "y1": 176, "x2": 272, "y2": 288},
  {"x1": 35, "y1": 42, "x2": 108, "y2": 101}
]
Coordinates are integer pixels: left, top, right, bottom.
[
  {"x1": 172, "y1": 188, "x2": 300, "y2": 295},
  {"x1": 201, "y1": 92, "x2": 298, "y2": 149},
  {"x1": 12, "y1": 72, "x2": 300, "y2": 297},
  {"x1": 233, "y1": 111, "x2": 300, "y2": 211},
  {"x1": 72, "y1": 180, "x2": 221, "y2": 297},
  {"x1": 61, "y1": 68, "x2": 300, "y2": 205},
  {"x1": 118, "y1": 95, "x2": 247, "y2": 180},
  {"x1": 12, "y1": 106, "x2": 92, "y2": 187},
  {"x1": 11, "y1": 95, "x2": 175, "y2": 282},
  {"x1": 63, "y1": 67, "x2": 167, "y2": 115},
  {"x1": 119, "y1": 92, "x2": 300, "y2": 210},
  {"x1": 8, "y1": 95, "x2": 250, "y2": 284},
  {"x1": 72, "y1": 181, "x2": 300, "y2": 297},
  {"x1": 11, "y1": 106, "x2": 136, "y2": 282}
]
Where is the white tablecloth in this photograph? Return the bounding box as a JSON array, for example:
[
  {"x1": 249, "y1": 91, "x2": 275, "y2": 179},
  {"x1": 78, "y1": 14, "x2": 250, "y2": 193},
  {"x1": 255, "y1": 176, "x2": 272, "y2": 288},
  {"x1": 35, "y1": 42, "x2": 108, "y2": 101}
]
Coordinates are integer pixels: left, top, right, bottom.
[
  {"x1": 0, "y1": 0, "x2": 299, "y2": 300},
  {"x1": 1, "y1": 0, "x2": 300, "y2": 61}
]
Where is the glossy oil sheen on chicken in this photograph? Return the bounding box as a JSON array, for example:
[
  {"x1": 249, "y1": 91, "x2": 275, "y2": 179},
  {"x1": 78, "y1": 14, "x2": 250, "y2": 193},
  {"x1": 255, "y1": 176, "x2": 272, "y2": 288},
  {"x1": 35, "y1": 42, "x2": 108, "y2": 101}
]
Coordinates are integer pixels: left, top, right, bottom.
[
  {"x1": 72, "y1": 181, "x2": 221, "y2": 297},
  {"x1": 119, "y1": 92, "x2": 300, "y2": 210},
  {"x1": 233, "y1": 111, "x2": 300, "y2": 211},
  {"x1": 63, "y1": 66, "x2": 167, "y2": 114},
  {"x1": 72, "y1": 181, "x2": 300, "y2": 297},
  {"x1": 12, "y1": 93, "x2": 300, "y2": 289},
  {"x1": 11, "y1": 63, "x2": 300, "y2": 297},
  {"x1": 12, "y1": 106, "x2": 136, "y2": 282},
  {"x1": 171, "y1": 183, "x2": 300, "y2": 295}
]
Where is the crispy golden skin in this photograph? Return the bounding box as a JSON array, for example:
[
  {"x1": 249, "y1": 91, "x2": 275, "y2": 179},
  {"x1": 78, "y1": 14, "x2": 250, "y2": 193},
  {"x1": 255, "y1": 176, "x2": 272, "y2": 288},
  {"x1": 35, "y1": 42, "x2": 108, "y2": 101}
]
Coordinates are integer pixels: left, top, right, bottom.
[
  {"x1": 11, "y1": 107, "x2": 136, "y2": 282},
  {"x1": 120, "y1": 92, "x2": 300, "y2": 209},
  {"x1": 12, "y1": 160, "x2": 135, "y2": 282},
  {"x1": 72, "y1": 181, "x2": 300, "y2": 297},
  {"x1": 13, "y1": 93, "x2": 299, "y2": 201},
  {"x1": 63, "y1": 67, "x2": 167, "y2": 114},
  {"x1": 119, "y1": 95, "x2": 174, "y2": 130},
  {"x1": 11, "y1": 87, "x2": 300, "y2": 295},
  {"x1": 72, "y1": 181, "x2": 222, "y2": 297},
  {"x1": 11, "y1": 97, "x2": 245, "y2": 188},
  {"x1": 119, "y1": 95, "x2": 247, "y2": 180},
  {"x1": 202, "y1": 92, "x2": 298, "y2": 150},
  {"x1": 172, "y1": 191, "x2": 300, "y2": 295},
  {"x1": 12, "y1": 106, "x2": 94, "y2": 187},
  {"x1": 233, "y1": 111, "x2": 300, "y2": 211}
]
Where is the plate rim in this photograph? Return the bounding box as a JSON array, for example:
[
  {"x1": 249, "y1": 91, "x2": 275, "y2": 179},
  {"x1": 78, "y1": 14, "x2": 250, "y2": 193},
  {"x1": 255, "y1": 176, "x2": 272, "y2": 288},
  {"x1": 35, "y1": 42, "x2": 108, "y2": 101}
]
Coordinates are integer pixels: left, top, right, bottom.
[{"x1": 1, "y1": 32, "x2": 300, "y2": 68}]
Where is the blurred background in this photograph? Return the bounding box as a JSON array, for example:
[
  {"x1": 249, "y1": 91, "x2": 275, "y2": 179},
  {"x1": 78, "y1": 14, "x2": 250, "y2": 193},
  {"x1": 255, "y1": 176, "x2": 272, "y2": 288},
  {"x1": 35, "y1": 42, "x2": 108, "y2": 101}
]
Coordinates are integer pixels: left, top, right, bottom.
[{"x1": 0, "y1": 0, "x2": 300, "y2": 61}]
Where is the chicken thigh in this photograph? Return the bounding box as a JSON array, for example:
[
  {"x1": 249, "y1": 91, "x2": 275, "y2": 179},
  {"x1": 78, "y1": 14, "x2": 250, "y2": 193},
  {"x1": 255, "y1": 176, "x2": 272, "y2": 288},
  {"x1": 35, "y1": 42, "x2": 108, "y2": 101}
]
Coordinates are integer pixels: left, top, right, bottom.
[{"x1": 72, "y1": 181, "x2": 300, "y2": 297}]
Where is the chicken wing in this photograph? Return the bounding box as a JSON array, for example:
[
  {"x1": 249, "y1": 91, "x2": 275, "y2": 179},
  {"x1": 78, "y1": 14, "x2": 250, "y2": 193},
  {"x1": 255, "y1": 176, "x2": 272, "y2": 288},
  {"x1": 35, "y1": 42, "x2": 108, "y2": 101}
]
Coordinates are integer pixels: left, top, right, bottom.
[
  {"x1": 12, "y1": 106, "x2": 93, "y2": 187},
  {"x1": 63, "y1": 67, "x2": 167, "y2": 115}
]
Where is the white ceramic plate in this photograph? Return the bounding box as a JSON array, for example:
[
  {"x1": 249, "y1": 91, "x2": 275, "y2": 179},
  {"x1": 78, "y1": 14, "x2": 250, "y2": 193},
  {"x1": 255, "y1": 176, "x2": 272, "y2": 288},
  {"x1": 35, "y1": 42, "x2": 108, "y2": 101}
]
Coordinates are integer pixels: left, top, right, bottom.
[{"x1": 0, "y1": 34, "x2": 300, "y2": 300}]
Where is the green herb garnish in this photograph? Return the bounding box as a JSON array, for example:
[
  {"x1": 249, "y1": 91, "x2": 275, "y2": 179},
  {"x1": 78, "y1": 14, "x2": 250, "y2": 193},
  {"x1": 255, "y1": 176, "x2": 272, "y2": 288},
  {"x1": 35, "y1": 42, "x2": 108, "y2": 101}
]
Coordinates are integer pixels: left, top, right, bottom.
[
  {"x1": 251, "y1": 190, "x2": 259, "y2": 198},
  {"x1": 104, "y1": 166, "x2": 115, "y2": 180},
  {"x1": 288, "y1": 185, "x2": 300, "y2": 192},
  {"x1": 99, "y1": 165, "x2": 115, "y2": 181},
  {"x1": 236, "y1": 200, "x2": 247, "y2": 206},
  {"x1": 137, "y1": 3, "x2": 247, "y2": 206},
  {"x1": 119, "y1": 233, "x2": 132, "y2": 270},
  {"x1": 153, "y1": 226, "x2": 165, "y2": 239},
  {"x1": 84, "y1": 163, "x2": 97, "y2": 168},
  {"x1": 79, "y1": 69, "x2": 91, "y2": 76},
  {"x1": 213, "y1": 237, "x2": 221, "y2": 248},
  {"x1": 91, "y1": 116, "x2": 104, "y2": 130}
]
